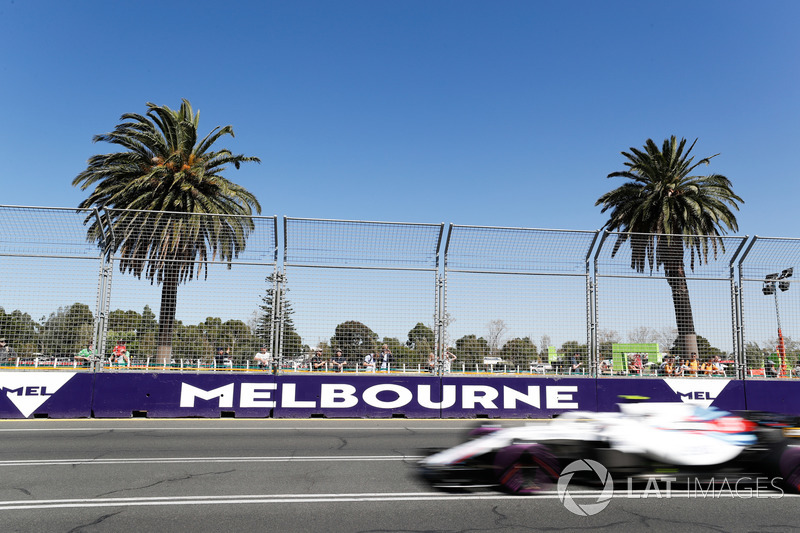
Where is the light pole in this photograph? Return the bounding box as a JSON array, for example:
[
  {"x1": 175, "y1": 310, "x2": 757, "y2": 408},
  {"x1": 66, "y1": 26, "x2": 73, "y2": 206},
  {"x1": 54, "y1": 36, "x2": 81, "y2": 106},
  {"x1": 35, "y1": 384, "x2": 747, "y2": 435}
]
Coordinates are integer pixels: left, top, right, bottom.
[{"x1": 762, "y1": 267, "x2": 793, "y2": 377}]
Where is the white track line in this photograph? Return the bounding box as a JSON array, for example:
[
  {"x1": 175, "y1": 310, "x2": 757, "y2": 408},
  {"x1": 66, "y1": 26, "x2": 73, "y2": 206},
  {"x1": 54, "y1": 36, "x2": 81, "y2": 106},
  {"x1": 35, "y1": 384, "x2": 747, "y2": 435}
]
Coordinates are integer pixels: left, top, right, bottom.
[
  {"x1": 0, "y1": 455, "x2": 423, "y2": 467},
  {"x1": 0, "y1": 426, "x2": 467, "y2": 432},
  {"x1": 0, "y1": 491, "x2": 794, "y2": 511}
]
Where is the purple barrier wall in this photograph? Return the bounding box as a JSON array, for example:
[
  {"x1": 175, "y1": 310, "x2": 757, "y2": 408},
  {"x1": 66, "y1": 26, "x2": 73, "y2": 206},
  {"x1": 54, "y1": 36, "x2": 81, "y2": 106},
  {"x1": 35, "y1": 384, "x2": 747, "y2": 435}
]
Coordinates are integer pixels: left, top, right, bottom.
[
  {"x1": 0, "y1": 371, "x2": 94, "y2": 419},
  {"x1": 90, "y1": 374, "x2": 599, "y2": 418},
  {"x1": 743, "y1": 380, "x2": 800, "y2": 415},
  {"x1": 273, "y1": 374, "x2": 442, "y2": 418},
  {"x1": 439, "y1": 376, "x2": 596, "y2": 418},
  {"x1": 596, "y1": 377, "x2": 747, "y2": 412},
  {"x1": 2, "y1": 372, "x2": 797, "y2": 419},
  {"x1": 92, "y1": 373, "x2": 277, "y2": 418},
  {"x1": 92, "y1": 373, "x2": 447, "y2": 418}
]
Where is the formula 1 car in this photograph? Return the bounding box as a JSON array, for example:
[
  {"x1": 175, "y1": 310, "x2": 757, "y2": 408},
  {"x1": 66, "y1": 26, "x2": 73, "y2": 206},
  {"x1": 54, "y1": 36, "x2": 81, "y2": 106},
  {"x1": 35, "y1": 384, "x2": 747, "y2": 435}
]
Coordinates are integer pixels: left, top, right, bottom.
[{"x1": 418, "y1": 403, "x2": 800, "y2": 494}]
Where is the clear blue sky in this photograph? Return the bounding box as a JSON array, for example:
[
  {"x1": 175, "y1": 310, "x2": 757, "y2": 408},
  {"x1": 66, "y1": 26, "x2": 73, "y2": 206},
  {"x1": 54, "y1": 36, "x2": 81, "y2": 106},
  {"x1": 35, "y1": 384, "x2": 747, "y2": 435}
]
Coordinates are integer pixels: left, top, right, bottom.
[{"x1": 1, "y1": 0, "x2": 798, "y2": 237}]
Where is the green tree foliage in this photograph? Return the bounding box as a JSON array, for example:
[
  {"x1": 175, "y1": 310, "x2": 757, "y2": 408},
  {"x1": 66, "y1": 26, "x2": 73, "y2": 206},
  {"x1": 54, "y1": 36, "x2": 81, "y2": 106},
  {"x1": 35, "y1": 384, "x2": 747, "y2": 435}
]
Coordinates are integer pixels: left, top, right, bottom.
[
  {"x1": 256, "y1": 273, "x2": 302, "y2": 358},
  {"x1": 500, "y1": 337, "x2": 538, "y2": 366},
  {"x1": 0, "y1": 308, "x2": 40, "y2": 355},
  {"x1": 454, "y1": 334, "x2": 489, "y2": 366},
  {"x1": 72, "y1": 99, "x2": 261, "y2": 363},
  {"x1": 382, "y1": 336, "x2": 413, "y2": 363},
  {"x1": 331, "y1": 321, "x2": 378, "y2": 361},
  {"x1": 282, "y1": 330, "x2": 304, "y2": 359},
  {"x1": 41, "y1": 303, "x2": 94, "y2": 355},
  {"x1": 558, "y1": 341, "x2": 588, "y2": 369},
  {"x1": 597, "y1": 136, "x2": 743, "y2": 357},
  {"x1": 559, "y1": 340, "x2": 588, "y2": 357},
  {"x1": 106, "y1": 306, "x2": 161, "y2": 358},
  {"x1": 406, "y1": 322, "x2": 435, "y2": 357}
]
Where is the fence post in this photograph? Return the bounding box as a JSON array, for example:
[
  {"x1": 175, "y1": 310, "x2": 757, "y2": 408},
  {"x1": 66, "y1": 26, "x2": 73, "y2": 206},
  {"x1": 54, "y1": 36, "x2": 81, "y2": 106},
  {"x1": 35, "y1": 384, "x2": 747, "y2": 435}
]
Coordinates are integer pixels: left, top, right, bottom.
[
  {"x1": 592, "y1": 230, "x2": 610, "y2": 376},
  {"x1": 726, "y1": 235, "x2": 748, "y2": 380},
  {"x1": 92, "y1": 207, "x2": 115, "y2": 368},
  {"x1": 736, "y1": 236, "x2": 758, "y2": 379},
  {"x1": 585, "y1": 230, "x2": 600, "y2": 377},
  {"x1": 269, "y1": 267, "x2": 282, "y2": 374},
  {"x1": 436, "y1": 274, "x2": 445, "y2": 377}
]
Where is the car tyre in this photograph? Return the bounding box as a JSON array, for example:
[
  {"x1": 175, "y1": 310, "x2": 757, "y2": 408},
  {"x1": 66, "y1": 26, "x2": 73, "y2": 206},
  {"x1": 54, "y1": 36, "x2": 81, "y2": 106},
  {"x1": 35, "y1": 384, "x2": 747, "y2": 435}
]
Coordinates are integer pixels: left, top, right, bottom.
[
  {"x1": 780, "y1": 448, "x2": 800, "y2": 494},
  {"x1": 495, "y1": 444, "x2": 559, "y2": 495}
]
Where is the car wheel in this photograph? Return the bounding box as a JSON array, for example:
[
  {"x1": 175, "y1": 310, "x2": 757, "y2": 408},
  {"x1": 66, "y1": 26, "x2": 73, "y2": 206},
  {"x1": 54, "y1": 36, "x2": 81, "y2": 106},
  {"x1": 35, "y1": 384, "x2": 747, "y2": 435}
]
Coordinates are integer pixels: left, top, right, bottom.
[
  {"x1": 495, "y1": 444, "x2": 559, "y2": 495},
  {"x1": 780, "y1": 448, "x2": 800, "y2": 494}
]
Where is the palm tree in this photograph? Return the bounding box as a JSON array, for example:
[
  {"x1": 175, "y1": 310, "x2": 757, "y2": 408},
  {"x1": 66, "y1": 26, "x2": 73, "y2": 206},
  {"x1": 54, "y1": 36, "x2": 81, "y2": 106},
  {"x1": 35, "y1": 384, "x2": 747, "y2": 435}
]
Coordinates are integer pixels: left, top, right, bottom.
[
  {"x1": 596, "y1": 136, "x2": 743, "y2": 357},
  {"x1": 73, "y1": 99, "x2": 261, "y2": 363}
]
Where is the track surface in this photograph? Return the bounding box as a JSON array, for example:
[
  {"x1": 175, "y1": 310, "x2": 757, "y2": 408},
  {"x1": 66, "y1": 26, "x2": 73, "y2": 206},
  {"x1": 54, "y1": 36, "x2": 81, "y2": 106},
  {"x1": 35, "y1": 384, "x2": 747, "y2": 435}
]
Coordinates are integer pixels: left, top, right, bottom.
[{"x1": 0, "y1": 419, "x2": 796, "y2": 532}]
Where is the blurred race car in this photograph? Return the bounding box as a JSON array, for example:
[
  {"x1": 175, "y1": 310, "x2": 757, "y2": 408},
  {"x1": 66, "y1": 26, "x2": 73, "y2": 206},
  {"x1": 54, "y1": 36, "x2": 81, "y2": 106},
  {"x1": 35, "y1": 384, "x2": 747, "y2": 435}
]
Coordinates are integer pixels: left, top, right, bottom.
[{"x1": 418, "y1": 403, "x2": 800, "y2": 494}]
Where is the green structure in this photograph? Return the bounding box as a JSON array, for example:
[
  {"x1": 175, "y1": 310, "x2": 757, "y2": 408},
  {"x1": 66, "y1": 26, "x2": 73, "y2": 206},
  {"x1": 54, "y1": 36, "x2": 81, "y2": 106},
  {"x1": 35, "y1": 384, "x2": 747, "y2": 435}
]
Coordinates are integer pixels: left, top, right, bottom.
[{"x1": 611, "y1": 343, "x2": 660, "y2": 374}]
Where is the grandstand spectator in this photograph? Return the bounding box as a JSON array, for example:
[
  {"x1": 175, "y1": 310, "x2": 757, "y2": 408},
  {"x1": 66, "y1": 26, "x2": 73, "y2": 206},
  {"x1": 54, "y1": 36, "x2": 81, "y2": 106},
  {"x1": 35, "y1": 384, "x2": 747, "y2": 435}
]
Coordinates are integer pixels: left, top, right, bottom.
[
  {"x1": 570, "y1": 353, "x2": 583, "y2": 374},
  {"x1": 214, "y1": 347, "x2": 227, "y2": 367},
  {"x1": 379, "y1": 344, "x2": 392, "y2": 371},
  {"x1": 331, "y1": 349, "x2": 347, "y2": 372},
  {"x1": 710, "y1": 355, "x2": 726, "y2": 376},
  {"x1": 441, "y1": 348, "x2": 457, "y2": 374},
  {"x1": 660, "y1": 355, "x2": 676, "y2": 376},
  {"x1": 0, "y1": 338, "x2": 18, "y2": 364},
  {"x1": 111, "y1": 340, "x2": 130, "y2": 365},
  {"x1": 682, "y1": 353, "x2": 699, "y2": 376},
  {"x1": 75, "y1": 343, "x2": 95, "y2": 365},
  {"x1": 310, "y1": 349, "x2": 325, "y2": 371},
  {"x1": 254, "y1": 346, "x2": 272, "y2": 369},
  {"x1": 627, "y1": 353, "x2": 643, "y2": 375},
  {"x1": 765, "y1": 359, "x2": 778, "y2": 378},
  {"x1": 362, "y1": 352, "x2": 376, "y2": 372}
]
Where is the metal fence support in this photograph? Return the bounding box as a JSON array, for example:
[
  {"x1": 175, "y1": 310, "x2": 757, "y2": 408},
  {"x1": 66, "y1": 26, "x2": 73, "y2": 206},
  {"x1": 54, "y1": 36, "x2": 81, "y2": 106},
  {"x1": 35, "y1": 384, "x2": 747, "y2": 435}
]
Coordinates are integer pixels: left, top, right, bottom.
[{"x1": 2, "y1": 204, "x2": 800, "y2": 380}]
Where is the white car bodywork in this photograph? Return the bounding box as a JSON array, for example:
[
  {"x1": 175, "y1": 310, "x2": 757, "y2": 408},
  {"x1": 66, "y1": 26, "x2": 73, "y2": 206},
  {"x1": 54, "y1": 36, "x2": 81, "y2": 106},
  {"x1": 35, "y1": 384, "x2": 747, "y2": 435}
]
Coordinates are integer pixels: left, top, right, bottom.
[{"x1": 421, "y1": 403, "x2": 757, "y2": 469}]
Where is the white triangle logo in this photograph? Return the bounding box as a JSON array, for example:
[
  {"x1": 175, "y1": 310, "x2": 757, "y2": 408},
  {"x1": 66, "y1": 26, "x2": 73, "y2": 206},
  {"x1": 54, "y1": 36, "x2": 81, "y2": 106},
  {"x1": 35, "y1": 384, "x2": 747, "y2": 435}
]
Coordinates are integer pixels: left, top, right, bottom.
[
  {"x1": 664, "y1": 378, "x2": 730, "y2": 408},
  {"x1": 0, "y1": 372, "x2": 77, "y2": 418}
]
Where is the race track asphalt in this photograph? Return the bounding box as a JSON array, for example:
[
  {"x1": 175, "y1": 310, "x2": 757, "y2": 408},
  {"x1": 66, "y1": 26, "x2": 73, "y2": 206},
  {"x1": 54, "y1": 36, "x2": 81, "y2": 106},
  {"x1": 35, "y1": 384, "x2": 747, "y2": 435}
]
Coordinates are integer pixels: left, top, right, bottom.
[{"x1": 0, "y1": 419, "x2": 796, "y2": 533}]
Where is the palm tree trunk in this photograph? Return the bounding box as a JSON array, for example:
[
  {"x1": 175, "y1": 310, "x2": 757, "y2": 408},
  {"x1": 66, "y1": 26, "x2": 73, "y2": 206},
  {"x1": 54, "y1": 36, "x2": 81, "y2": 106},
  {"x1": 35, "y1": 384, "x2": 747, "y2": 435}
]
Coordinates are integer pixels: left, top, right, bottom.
[
  {"x1": 156, "y1": 264, "x2": 178, "y2": 365},
  {"x1": 666, "y1": 261, "x2": 698, "y2": 358}
]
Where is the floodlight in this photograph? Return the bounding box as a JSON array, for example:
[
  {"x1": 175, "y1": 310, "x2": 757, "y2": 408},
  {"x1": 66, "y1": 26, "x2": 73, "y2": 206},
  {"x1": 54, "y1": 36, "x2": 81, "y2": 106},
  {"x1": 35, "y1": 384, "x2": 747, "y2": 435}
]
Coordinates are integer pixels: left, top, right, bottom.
[
  {"x1": 763, "y1": 273, "x2": 778, "y2": 295},
  {"x1": 779, "y1": 267, "x2": 793, "y2": 292}
]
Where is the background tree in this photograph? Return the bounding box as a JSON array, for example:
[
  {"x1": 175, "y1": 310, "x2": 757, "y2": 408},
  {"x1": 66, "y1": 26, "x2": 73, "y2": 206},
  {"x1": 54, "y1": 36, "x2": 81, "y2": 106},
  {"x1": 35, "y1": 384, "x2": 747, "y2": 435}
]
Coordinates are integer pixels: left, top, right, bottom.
[
  {"x1": 0, "y1": 308, "x2": 40, "y2": 355},
  {"x1": 596, "y1": 136, "x2": 743, "y2": 357},
  {"x1": 539, "y1": 335, "x2": 552, "y2": 357},
  {"x1": 331, "y1": 321, "x2": 378, "y2": 361},
  {"x1": 653, "y1": 326, "x2": 678, "y2": 354},
  {"x1": 41, "y1": 303, "x2": 94, "y2": 356},
  {"x1": 106, "y1": 306, "x2": 158, "y2": 360},
  {"x1": 597, "y1": 329, "x2": 621, "y2": 362},
  {"x1": 500, "y1": 337, "x2": 538, "y2": 367},
  {"x1": 454, "y1": 334, "x2": 489, "y2": 366},
  {"x1": 173, "y1": 323, "x2": 208, "y2": 362},
  {"x1": 256, "y1": 272, "x2": 302, "y2": 359},
  {"x1": 627, "y1": 325, "x2": 658, "y2": 344},
  {"x1": 486, "y1": 319, "x2": 507, "y2": 355},
  {"x1": 406, "y1": 322, "x2": 435, "y2": 353},
  {"x1": 559, "y1": 340, "x2": 588, "y2": 358},
  {"x1": 672, "y1": 335, "x2": 725, "y2": 362},
  {"x1": 72, "y1": 99, "x2": 260, "y2": 363},
  {"x1": 382, "y1": 336, "x2": 411, "y2": 363}
]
